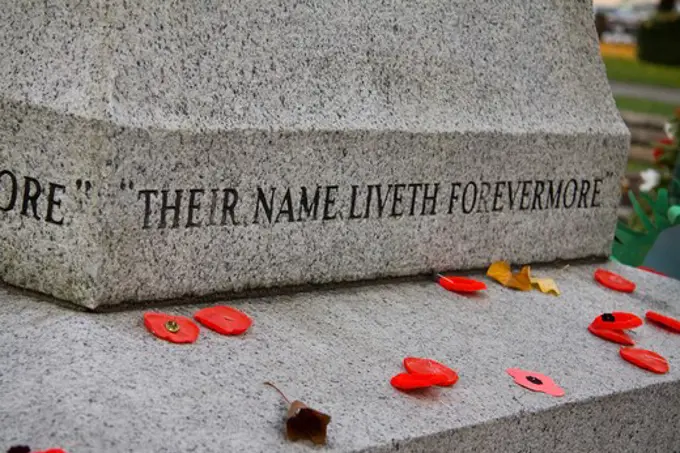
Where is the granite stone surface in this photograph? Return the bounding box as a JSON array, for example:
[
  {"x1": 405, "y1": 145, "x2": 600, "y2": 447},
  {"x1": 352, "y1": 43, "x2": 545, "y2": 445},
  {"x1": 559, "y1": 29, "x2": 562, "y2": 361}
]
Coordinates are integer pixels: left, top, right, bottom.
[
  {"x1": 1, "y1": 262, "x2": 679, "y2": 452},
  {"x1": 0, "y1": 1, "x2": 630, "y2": 307}
]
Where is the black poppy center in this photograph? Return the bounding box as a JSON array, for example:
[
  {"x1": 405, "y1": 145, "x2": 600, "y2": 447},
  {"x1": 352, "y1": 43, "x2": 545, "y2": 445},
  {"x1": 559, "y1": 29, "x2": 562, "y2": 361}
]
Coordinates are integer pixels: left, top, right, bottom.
[
  {"x1": 526, "y1": 375, "x2": 543, "y2": 385},
  {"x1": 601, "y1": 313, "x2": 616, "y2": 322}
]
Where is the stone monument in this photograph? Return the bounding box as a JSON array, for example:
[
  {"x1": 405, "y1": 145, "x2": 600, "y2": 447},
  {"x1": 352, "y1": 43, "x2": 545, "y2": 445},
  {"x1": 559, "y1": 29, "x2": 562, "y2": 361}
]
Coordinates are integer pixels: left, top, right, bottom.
[{"x1": 1, "y1": 1, "x2": 628, "y2": 309}]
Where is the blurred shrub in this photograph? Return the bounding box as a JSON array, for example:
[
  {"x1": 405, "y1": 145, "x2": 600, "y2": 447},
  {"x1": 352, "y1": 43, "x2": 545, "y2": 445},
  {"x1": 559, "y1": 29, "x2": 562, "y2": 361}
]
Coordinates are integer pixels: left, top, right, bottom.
[{"x1": 638, "y1": 14, "x2": 680, "y2": 66}]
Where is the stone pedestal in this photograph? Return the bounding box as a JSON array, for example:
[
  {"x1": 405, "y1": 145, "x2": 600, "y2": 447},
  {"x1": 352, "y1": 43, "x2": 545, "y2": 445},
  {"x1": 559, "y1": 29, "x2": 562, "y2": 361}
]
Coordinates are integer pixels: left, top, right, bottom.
[{"x1": 0, "y1": 1, "x2": 629, "y2": 308}]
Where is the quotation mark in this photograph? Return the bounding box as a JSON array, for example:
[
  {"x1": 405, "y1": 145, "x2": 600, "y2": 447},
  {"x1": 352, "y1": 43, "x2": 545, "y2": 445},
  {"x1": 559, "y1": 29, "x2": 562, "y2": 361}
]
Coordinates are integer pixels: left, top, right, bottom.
[
  {"x1": 75, "y1": 179, "x2": 92, "y2": 197},
  {"x1": 119, "y1": 179, "x2": 135, "y2": 190}
]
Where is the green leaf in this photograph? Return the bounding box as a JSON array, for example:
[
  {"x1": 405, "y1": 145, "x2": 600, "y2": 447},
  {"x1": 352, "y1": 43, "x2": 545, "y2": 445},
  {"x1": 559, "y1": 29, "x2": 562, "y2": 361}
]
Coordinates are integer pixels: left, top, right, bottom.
[
  {"x1": 628, "y1": 191, "x2": 656, "y2": 234},
  {"x1": 669, "y1": 205, "x2": 680, "y2": 224}
]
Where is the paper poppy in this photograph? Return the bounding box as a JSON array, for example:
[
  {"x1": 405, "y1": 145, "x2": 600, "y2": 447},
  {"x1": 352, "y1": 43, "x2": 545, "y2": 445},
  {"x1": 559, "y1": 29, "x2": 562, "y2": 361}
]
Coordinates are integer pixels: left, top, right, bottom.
[
  {"x1": 506, "y1": 368, "x2": 564, "y2": 397},
  {"x1": 587, "y1": 323, "x2": 635, "y2": 346},
  {"x1": 645, "y1": 311, "x2": 680, "y2": 333},
  {"x1": 590, "y1": 312, "x2": 643, "y2": 331},
  {"x1": 390, "y1": 372, "x2": 438, "y2": 391},
  {"x1": 143, "y1": 312, "x2": 200, "y2": 344},
  {"x1": 638, "y1": 266, "x2": 666, "y2": 277},
  {"x1": 594, "y1": 269, "x2": 636, "y2": 293},
  {"x1": 620, "y1": 347, "x2": 669, "y2": 374},
  {"x1": 437, "y1": 275, "x2": 486, "y2": 293},
  {"x1": 403, "y1": 357, "x2": 459, "y2": 387},
  {"x1": 194, "y1": 305, "x2": 253, "y2": 335}
]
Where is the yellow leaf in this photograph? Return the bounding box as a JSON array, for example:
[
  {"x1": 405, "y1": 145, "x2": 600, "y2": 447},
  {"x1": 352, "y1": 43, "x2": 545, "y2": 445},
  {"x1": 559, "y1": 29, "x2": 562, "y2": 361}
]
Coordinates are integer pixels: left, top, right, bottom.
[
  {"x1": 530, "y1": 277, "x2": 561, "y2": 296},
  {"x1": 486, "y1": 262, "x2": 532, "y2": 291}
]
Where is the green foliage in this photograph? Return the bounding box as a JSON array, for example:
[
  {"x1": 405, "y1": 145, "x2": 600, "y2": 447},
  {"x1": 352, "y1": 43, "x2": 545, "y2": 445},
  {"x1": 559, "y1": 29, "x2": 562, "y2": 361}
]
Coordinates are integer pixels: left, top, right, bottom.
[{"x1": 637, "y1": 13, "x2": 680, "y2": 67}]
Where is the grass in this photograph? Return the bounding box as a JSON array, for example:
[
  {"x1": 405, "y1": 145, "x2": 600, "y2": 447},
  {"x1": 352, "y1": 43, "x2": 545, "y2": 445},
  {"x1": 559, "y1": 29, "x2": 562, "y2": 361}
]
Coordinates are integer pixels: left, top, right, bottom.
[
  {"x1": 615, "y1": 95, "x2": 678, "y2": 116},
  {"x1": 600, "y1": 43, "x2": 680, "y2": 89}
]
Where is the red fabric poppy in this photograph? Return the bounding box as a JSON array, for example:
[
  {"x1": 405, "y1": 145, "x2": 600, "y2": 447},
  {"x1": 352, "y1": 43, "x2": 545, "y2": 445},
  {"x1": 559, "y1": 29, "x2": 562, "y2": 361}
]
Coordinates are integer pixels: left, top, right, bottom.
[
  {"x1": 438, "y1": 275, "x2": 487, "y2": 293},
  {"x1": 194, "y1": 305, "x2": 253, "y2": 335},
  {"x1": 390, "y1": 372, "x2": 438, "y2": 391},
  {"x1": 403, "y1": 357, "x2": 459, "y2": 387},
  {"x1": 34, "y1": 450, "x2": 67, "y2": 453},
  {"x1": 620, "y1": 347, "x2": 669, "y2": 374},
  {"x1": 638, "y1": 266, "x2": 666, "y2": 277},
  {"x1": 506, "y1": 368, "x2": 564, "y2": 397},
  {"x1": 594, "y1": 269, "x2": 636, "y2": 293},
  {"x1": 653, "y1": 148, "x2": 664, "y2": 161},
  {"x1": 143, "y1": 312, "x2": 200, "y2": 344},
  {"x1": 646, "y1": 311, "x2": 680, "y2": 333},
  {"x1": 590, "y1": 312, "x2": 643, "y2": 330},
  {"x1": 587, "y1": 323, "x2": 635, "y2": 346}
]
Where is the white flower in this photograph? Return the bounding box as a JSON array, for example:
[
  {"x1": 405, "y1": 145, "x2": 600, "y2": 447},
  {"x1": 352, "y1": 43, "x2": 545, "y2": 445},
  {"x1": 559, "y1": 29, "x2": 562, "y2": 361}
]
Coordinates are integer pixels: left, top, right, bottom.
[
  {"x1": 665, "y1": 122, "x2": 676, "y2": 140},
  {"x1": 639, "y1": 169, "x2": 661, "y2": 193}
]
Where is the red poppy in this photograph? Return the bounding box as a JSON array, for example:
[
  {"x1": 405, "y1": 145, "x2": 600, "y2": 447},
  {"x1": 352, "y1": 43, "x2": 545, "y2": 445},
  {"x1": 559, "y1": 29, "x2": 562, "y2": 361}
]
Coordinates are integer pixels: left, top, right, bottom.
[
  {"x1": 594, "y1": 269, "x2": 636, "y2": 293},
  {"x1": 506, "y1": 368, "x2": 564, "y2": 397},
  {"x1": 652, "y1": 138, "x2": 674, "y2": 161},
  {"x1": 143, "y1": 312, "x2": 200, "y2": 344},
  {"x1": 590, "y1": 312, "x2": 643, "y2": 330},
  {"x1": 390, "y1": 372, "x2": 438, "y2": 391},
  {"x1": 637, "y1": 266, "x2": 666, "y2": 277},
  {"x1": 34, "y1": 450, "x2": 67, "y2": 453},
  {"x1": 653, "y1": 148, "x2": 664, "y2": 161},
  {"x1": 438, "y1": 275, "x2": 486, "y2": 293},
  {"x1": 194, "y1": 305, "x2": 253, "y2": 335},
  {"x1": 403, "y1": 357, "x2": 459, "y2": 387},
  {"x1": 620, "y1": 347, "x2": 669, "y2": 374},
  {"x1": 645, "y1": 311, "x2": 680, "y2": 333},
  {"x1": 587, "y1": 323, "x2": 635, "y2": 346}
]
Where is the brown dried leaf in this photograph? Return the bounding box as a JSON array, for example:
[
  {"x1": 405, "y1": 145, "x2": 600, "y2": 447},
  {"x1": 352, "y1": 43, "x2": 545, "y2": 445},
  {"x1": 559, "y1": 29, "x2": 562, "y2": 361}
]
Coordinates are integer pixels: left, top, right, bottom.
[
  {"x1": 265, "y1": 382, "x2": 331, "y2": 445},
  {"x1": 487, "y1": 261, "x2": 532, "y2": 291}
]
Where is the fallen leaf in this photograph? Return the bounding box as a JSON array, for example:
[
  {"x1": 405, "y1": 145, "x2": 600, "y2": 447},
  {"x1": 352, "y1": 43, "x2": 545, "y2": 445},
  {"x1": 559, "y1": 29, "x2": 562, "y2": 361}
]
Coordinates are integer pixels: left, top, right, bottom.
[
  {"x1": 265, "y1": 382, "x2": 331, "y2": 445},
  {"x1": 530, "y1": 277, "x2": 561, "y2": 296},
  {"x1": 486, "y1": 261, "x2": 532, "y2": 291}
]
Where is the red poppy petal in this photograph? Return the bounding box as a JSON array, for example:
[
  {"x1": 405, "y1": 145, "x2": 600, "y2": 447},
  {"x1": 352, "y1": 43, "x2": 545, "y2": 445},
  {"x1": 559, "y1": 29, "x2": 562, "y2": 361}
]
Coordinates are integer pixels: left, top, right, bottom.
[
  {"x1": 390, "y1": 373, "x2": 437, "y2": 391},
  {"x1": 506, "y1": 369, "x2": 564, "y2": 397},
  {"x1": 645, "y1": 311, "x2": 680, "y2": 333},
  {"x1": 403, "y1": 357, "x2": 459, "y2": 387},
  {"x1": 35, "y1": 449, "x2": 68, "y2": 453},
  {"x1": 620, "y1": 347, "x2": 669, "y2": 374},
  {"x1": 638, "y1": 266, "x2": 666, "y2": 277},
  {"x1": 590, "y1": 312, "x2": 643, "y2": 330},
  {"x1": 194, "y1": 306, "x2": 253, "y2": 335},
  {"x1": 143, "y1": 312, "x2": 200, "y2": 344},
  {"x1": 438, "y1": 276, "x2": 487, "y2": 293},
  {"x1": 594, "y1": 269, "x2": 636, "y2": 293},
  {"x1": 587, "y1": 323, "x2": 635, "y2": 345}
]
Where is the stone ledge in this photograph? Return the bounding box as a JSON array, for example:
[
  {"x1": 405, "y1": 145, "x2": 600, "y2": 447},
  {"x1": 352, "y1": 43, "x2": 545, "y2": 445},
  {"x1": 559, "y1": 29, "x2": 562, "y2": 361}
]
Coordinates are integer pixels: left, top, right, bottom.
[{"x1": 1, "y1": 261, "x2": 678, "y2": 452}]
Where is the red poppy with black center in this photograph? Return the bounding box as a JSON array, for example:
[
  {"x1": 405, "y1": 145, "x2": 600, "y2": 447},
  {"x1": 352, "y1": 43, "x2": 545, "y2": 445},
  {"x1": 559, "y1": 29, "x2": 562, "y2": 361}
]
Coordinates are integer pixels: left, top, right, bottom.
[
  {"x1": 403, "y1": 357, "x2": 459, "y2": 386},
  {"x1": 587, "y1": 322, "x2": 635, "y2": 345},
  {"x1": 645, "y1": 311, "x2": 680, "y2": 333},
  {"x1": 506, "y1": 368, "x2": 564, "y2": 397},
  {"x1": 590, "y1": 312, "x2": 643, "y2": 331},
  {"x1": 143, "y1": 312, "x2": 200, "y2": 344},
  {"x1": 620, "y1": 347, "x2": 669, "y2": 374},
  {"x1": 194, "y1": 306, "x2": 253, "y2": 335},
  {"x1": 438, "y1": 276, "x2": 487, "y2": 293},
  {"x1": 390, "y1": 372, "x2": 438, "y2": 391},
  {"x1": 594, "y1": 269, "x2": 636, "y2": 293}
]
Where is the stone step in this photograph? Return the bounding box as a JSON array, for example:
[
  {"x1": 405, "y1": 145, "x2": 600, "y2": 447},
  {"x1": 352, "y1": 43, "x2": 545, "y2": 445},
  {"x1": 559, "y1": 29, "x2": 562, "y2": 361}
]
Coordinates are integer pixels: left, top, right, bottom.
[{"x1": 1, "y1": 261, "x2": 678, "y2": 452}]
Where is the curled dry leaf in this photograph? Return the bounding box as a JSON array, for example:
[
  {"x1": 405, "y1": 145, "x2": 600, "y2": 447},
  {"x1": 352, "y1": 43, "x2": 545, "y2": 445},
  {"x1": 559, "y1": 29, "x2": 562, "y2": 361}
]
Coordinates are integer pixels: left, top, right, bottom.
[
  {"x1": 530, "y1": 277, "x2": 561, "y2": 296},
  {"x1": 486, "y1": 261, "x2": 532, "y2": 291},
  {"x1": 265, "y1": 382, "x2": 331, "y2": 445}
]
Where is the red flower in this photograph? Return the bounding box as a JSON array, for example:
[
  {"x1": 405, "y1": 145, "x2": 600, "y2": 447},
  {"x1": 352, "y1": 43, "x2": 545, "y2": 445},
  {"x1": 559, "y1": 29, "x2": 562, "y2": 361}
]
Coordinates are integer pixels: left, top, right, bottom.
[
  {"x1": 594, "y1": 269, "x2": 636, "y2": 293},
  {"x1": 653, "y1": 138, "x2": 674, "y2": 161},
  {"x1": 437, "y1": 275, "x2": 486, "y2": 293},
  {"x1": 620, "y1": 347, "x2": 669, "y2": 374},
  {"x1": 590, "y1": 312, "x2": 643, "y2": 330},
  {"x1": 390, "y1": 372, "x2": 438, "y2": 391},
  {"x1": 653, "y1": 148, "x2": 664, "y2": 161},
  {"x1": 587, "y1": 323, "x2": 635, "y2": 345},
  {"x1": 637, "y1": 266, "x2": 666, "y2": 277},
  {"x1": 403, "y1": 357, "x2": 459, "y2": 386},
  {"x1": 646, "y1": 311, "x2": 680, "y2": 333},
  {"x1": 34, "y1": 450, "x2": 67, "y2": 453},
  {"x1": 143, "y1": 312, "x2": 200, "y2": 344},
  {"x1": 194, "y1": 306, "x2": 253, "y2": 336},
  {"x1": 506, "y1": 368, "x2": 564, "y2": 397}
]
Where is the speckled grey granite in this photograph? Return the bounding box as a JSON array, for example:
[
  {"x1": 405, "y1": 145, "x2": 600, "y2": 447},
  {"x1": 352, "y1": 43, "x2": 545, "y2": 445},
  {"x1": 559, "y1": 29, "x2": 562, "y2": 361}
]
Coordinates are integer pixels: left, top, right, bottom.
[
  {"x1": 0, "y1": 1, "x2": 630, "y2": 308},
  {"x1": 1, "y1": 262, "x2": 679, "y2": 452}
]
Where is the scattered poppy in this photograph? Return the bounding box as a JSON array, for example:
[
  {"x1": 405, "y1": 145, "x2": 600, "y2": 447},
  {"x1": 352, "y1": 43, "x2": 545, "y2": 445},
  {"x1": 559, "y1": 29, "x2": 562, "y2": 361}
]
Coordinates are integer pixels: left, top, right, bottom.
[
  {"x1": 620, "y1": 347, "x2": 669, "y2": 374},
  {"x1": 590, "y1": 312, "x2": 643, "y2": 331},
  {"x1": 637, "y1": 266, "x2": 666, "y2": 277},
  {"x1": 390, "y1": 372, "x2": 437, "y2": 391},
  {"x1": 594, "y1": 269, "x2": 636, "y2": 293},
  {"x1": 143, "y1": 312, "x2": 200, "y2": 344},
  {"x1": 403, "y1": 357, "x2": 459, "y2": 387},
  {"x1": 437, "y1": 275, "x2": 486, "y2": 293},
  {"x1": 506, "y1": 368, "x2": 564, "y2": 397},
  {"x1": 194, "y1": 305, "x2": 253, "y2": 336},
  {"x1": 645, "y1": 311, "x2": 680, "y2": 333},
  {"x1": 487, "y1": 261, "x2": 532, "y2": 291},
  {"x1": 34, "y1": 450, "x2": 68, "y2": 453},
  {"x1": 587, "y1": 322, "x2": 635, "y2": 346}
]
